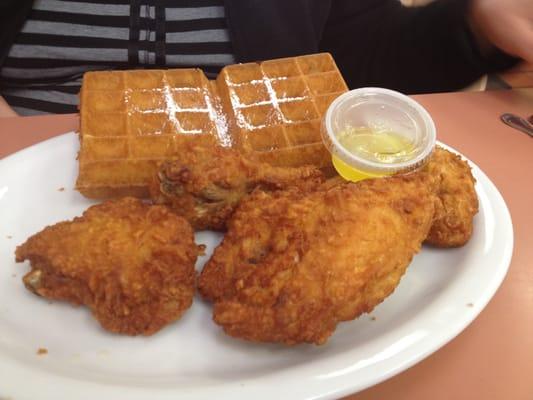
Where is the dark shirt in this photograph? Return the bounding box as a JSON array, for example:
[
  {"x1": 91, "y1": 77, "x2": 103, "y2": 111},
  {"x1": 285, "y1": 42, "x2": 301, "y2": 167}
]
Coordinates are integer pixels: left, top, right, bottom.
[
  {"x1": 0, "y1": 0, "x2": 236, "y2": 115},
  {"x1": 0, "y1": 0, "x2": 518, "y2": 114}
]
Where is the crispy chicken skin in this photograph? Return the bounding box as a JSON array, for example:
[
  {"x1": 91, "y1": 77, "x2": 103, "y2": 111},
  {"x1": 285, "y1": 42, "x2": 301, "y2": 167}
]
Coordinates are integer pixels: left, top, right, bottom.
[
  {"x1": 149, "y1": 144, "x2": 324, "y2": 231},
  {"x1": 319, "y1": 147, "x2": 479, "y2": 248},
  {"x1": 198, "y1": 174, "x2": 436, "y2": 345},
  {"x1": 423, "y1": 147, "x2": 479, "y2": 247},
  {"x1": 15, "y1": 198, "x2": 199, "y2": 336}
]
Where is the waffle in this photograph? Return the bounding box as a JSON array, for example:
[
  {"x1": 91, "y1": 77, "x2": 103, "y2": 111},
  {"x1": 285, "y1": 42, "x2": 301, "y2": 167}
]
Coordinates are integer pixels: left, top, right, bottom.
[
  {"x1": 76, "y1": 53, "x2": 347, "y2": 198},
  {"x1": 216, "y1": 53, "x2": 348, "y2": 168},
  {"x1": 77, "y1": 68, "x2": 231, "y2": 198}
]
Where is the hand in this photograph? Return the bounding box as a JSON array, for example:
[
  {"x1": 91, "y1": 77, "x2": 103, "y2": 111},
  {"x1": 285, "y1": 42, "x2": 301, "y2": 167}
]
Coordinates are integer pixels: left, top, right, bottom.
[{"x1": 469, "y1": 0, "x2": 533, "y2": 63}]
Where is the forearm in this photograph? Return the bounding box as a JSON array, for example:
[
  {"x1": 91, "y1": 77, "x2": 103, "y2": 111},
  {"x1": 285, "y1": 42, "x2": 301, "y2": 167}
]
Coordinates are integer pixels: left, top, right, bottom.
[
  {"x1": 0, "y1": 95, "x2": 17, "y2": 117},
  {"x1": 321, "y1": 0, "x2": 518, "y2": 93}
]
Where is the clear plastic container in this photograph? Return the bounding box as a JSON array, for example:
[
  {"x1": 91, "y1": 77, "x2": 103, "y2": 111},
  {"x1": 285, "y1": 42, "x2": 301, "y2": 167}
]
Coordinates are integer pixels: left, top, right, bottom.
[{"x1": 322, "y1": 87, "x2": 436, "y2": 181}]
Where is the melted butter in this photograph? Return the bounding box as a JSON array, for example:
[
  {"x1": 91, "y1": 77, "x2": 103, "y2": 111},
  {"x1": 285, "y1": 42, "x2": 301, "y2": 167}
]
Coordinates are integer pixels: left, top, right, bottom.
[
  {"x1": 336, "y1": 126, "x2": 416, "y2": 164},
  {"x1": 331, "y1": 155, "x2": 387, "y2": 182}
]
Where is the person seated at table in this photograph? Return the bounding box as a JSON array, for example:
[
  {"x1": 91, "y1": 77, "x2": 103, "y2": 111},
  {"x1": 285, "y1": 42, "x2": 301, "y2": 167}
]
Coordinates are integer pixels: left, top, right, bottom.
[{"x1": 0, "y1": 0, "x2": 531, "y2": 116}]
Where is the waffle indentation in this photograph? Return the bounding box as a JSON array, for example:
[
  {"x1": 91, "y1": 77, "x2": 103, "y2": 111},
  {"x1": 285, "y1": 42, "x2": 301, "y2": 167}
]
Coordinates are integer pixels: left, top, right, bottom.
[{"x1": 78, "y1": 53, "x2": 347, "y2": 197}]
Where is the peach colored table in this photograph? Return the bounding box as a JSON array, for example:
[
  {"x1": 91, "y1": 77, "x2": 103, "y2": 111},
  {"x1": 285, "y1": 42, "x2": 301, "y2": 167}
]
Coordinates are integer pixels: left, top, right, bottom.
[{"x1": 1, "y1": 89, "x2": 532, "y2": 399}]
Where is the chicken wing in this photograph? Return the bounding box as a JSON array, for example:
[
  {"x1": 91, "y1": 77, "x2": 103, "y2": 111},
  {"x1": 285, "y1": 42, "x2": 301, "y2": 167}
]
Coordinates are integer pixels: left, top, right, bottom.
[
  {"x1": 198, "y1": 173, "x2": 436, "y2": 345},
  {"x1": 423, "y1": 147, "x2": 479, "y2": 247},
  {"x1": 15, "y1": 198, "x2": 199, "y2": 336},
  {"x1": 149, "y1": 143, "x2": 324, "y2": 231}
]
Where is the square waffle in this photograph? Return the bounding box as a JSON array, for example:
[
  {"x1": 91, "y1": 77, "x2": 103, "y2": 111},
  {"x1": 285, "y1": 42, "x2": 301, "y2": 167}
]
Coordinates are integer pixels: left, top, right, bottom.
[
  {"x1": 77, "y1": 69, "x2": 231, "y2": 198},
  {"x1": 76, "y1": 53, "x2": 347, "y2": 198},
  {"x1": 216, "y1": 53, "x2": 348, "y2": 168}
]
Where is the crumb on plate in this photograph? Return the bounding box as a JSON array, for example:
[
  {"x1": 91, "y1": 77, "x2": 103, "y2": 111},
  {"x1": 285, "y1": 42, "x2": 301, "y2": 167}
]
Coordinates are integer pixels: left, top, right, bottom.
[{"x1": 37, "y1": 347, "x2": 48, "y2": 355}]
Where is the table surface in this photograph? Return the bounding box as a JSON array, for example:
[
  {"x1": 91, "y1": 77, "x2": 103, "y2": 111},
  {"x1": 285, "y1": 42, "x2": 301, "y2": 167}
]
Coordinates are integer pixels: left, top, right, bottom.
[{"x1": 1, "y1": 89, "x2": 532, "y2": 400}]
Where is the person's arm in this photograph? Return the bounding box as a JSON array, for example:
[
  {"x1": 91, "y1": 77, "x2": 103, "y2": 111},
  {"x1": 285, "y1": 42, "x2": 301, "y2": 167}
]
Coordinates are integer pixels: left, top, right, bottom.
[
  {"x1": 320, "y1": 0, "x2": 521, "y2": 94},
  {"x1": 0, "y1": 95, "x2": 17, "y2": 117}
]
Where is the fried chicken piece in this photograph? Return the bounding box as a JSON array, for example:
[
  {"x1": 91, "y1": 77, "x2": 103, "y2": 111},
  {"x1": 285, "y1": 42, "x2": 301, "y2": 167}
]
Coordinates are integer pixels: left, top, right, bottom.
[
  {"x1": 319, "y1": 147, "x2": 479, "y2": 248},
  {"x1": 15, "y1": 198, "x2": 199, "y2": 336},
  {"x1": 198, "y1": 174, "x2": 436, "y2": 345},
  {"x1": 423, "y1": 147, "x2": 479, "y2": 247},
  {"x1": 149, "y1": 144, "x2": 324, "y2": 231}
]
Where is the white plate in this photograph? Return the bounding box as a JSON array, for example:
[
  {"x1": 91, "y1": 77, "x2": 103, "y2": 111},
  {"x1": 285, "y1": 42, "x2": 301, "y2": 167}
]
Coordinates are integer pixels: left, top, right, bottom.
[{"x1": 0, "y1": 133, "x2": 513, "y2": 400}]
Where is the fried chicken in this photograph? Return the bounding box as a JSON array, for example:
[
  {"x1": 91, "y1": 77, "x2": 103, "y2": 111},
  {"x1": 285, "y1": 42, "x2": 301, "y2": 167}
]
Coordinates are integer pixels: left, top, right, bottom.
[
  {"x1": 15, "y1": 198, "x2": 199, "y2": 336},
  {"x1": 198, "y1": 173, "x2": 436, "y2": 345},
  {"x1": 149, "y1": 143, "x2": 325, "y2": 231},
  {"x1": 423, "y1": 147, "x2": 479, "y2": 247},
  {"x1": 318, "y1": 147, "x2": 479, "y2": 248}
]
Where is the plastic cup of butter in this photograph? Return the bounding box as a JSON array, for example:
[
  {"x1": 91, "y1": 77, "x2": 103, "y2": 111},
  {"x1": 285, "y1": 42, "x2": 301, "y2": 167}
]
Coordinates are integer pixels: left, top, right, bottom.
[{"x1": 322, "y1": 87, "x2": 436, "y2": 182}]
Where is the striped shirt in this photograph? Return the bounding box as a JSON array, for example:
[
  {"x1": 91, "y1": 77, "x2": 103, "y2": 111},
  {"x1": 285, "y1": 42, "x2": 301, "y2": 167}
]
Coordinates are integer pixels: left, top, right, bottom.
[{"x1": 0, "y1": 0, "x2": 236, "y2": 116}]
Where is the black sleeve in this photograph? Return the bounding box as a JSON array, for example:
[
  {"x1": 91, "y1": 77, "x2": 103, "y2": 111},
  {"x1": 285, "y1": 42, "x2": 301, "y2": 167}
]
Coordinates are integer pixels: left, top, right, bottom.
[
  {"x1": 320, "y1": 0, "x2": 519, "y2": 94},
  {"x1": 0, "y1": 0, "x2": 33, "y2": 68}
]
